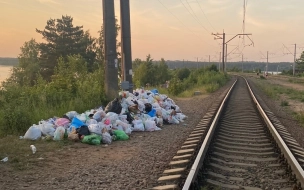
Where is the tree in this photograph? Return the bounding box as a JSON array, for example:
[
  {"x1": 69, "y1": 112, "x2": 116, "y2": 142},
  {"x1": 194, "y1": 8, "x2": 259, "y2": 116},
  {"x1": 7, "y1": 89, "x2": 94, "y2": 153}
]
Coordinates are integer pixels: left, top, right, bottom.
[
  {"x1": 36, "y1": 15, "x2": 96, "y2": 80},
  {"x1": 133, "y1": 62, "x2": 148, "y2": 87},
  {"x1": 154, "y1": 58, "x2": 170, "y2": 84},
  {"x1": 3, "y1": 39, "x2": 40, "y2": 87},
  {"x1": 132, "y1": 58, "x2": 142, "y2": 71},
  {"x1": 96, "y1": 19, "x2": 122, "y2": 81},
  {"x1": 296, "y1": 51, "x2": 304, "y2": 72},
  {"x1": 176, "y1": 68, "x2": 191, "y2": 81}
]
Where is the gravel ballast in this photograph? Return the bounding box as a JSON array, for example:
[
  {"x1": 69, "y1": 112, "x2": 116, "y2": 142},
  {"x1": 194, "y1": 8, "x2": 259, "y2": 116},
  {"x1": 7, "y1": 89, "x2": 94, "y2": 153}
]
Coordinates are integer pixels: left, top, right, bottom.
[{"x1": 1, "y1": 75, "x2": 304, "y2": 190}]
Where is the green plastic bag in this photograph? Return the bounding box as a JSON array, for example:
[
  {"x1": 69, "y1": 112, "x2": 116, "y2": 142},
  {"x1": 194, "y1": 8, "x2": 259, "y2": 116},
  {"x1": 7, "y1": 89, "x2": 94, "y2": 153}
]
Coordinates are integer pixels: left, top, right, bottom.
[
  {"x1": 82, "y1": 134, "x2": 102, "y2": 145},
  {"x1": 113, "y1": 130, "x2": 129, "y2": 141}
]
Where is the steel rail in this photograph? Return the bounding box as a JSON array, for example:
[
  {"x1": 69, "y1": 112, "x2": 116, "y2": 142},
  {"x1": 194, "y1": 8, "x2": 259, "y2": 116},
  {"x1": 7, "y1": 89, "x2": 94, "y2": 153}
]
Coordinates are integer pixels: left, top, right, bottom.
[
  {"x1": 182, "y1": 76, "x2": 304, "y2": 189},
  {"x1": 182, "y1": 79, "x2": 238, "y2": 190},
  {"x1": 244, "y1": 77, "x2": 304, "y2": 187}
]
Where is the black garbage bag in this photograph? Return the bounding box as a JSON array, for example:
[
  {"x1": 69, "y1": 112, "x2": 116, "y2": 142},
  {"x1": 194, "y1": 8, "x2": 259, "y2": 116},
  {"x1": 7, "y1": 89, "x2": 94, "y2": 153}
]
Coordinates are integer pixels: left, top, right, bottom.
[
  {"x1": 76, "y1": 125, "x2": 90, "y2": 139},
  {"x1": 105, "y1": 98, "x2": 122, "y2": 114},
  {"x1": 124, "y1": 112, "x2": 134, "y2": 124},
  {"x1": 144, "y1": 103, "x2": 152, "y2": 113}
]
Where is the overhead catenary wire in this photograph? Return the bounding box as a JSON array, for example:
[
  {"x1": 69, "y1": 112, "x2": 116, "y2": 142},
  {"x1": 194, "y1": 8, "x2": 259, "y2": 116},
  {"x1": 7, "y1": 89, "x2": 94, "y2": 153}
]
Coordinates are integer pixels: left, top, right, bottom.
[
  {"x1": 182, "y1": 0, "x2": 209, "y2": 33},
  {"x1": 157, "y1": 0, "x2": 218, "y2": 48},
  {"x1": 195, "y1": 0, "x2": 217, "y2": 32}
]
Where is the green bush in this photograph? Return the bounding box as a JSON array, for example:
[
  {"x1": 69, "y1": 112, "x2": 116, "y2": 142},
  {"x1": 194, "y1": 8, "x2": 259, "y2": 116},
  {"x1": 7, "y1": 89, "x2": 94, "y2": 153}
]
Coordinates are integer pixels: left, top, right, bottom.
[
  {"x1": 0, "y1": 55, "x2": 106, "y2": 136},
  {"x1": 168, "y1": 66, "x2": 229, "y2": 96}
]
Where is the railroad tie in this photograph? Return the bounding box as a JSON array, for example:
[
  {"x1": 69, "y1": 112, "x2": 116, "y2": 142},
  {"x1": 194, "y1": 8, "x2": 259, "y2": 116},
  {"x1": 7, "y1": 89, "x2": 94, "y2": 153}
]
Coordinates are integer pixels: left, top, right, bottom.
[
  {"x1": 163, "y1": 167, "x2": 186, "y2": 175},
  {"x1": 169, "y1": 159, "x2": 189, "y2": 167},
  {"x1": 158, "y1": 174, "x2": 182, "y2": 184},
  {"x1": 193, "y1": 127, "x2": 206, "y2": 131},
  {"x1": 186, "y1": 136, "x2": 200, "y2": 141},
  {"x1": 183, "y1": 140, "x2": 199, "y2": 145},
  {"x1": 152, "y1": 184, "x2": 178, "y2": 190},
  {"x1": 188, "y1": 133, "x2": 203, "y2": 137},
  {"x1": 181, "y1": 144, "x2": 197, "y2": 149},
  {"x1": 173, "y1": 154, "x2": 192, "y2": 160},
  {"x1": 191, "y1": 130, "x2": 204, "y2": 134}
]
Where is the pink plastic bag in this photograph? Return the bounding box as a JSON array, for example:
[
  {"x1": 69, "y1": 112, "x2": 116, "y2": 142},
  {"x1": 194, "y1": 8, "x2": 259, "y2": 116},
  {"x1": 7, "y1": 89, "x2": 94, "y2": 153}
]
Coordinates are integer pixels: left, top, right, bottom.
[{"x1": 55, "y1": 118, "x2": 70, "y2": 128}]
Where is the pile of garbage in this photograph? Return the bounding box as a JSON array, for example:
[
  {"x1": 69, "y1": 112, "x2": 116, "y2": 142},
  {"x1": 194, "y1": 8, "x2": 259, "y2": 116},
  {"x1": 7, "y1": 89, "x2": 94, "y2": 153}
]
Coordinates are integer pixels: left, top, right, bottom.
[{"x1": 22, "y1": 88, "x2": 188, "y2": 145}]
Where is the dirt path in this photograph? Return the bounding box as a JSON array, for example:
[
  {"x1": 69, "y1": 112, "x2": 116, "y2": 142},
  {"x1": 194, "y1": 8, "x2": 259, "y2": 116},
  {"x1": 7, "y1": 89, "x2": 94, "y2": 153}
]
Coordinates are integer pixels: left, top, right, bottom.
[
  {"x1": 0, "y1": 79, "x2": 235, "y2": 190},
  {"x1": 267, "y1": 75, "x2": 304, "y2": 91}
]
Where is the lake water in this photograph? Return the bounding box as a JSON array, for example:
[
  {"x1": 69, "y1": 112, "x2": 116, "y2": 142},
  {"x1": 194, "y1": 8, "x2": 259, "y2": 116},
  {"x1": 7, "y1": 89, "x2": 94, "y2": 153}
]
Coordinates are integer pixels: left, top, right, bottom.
[{"x1": 0, "y1": 65, "x2": 13, "y2": 84}]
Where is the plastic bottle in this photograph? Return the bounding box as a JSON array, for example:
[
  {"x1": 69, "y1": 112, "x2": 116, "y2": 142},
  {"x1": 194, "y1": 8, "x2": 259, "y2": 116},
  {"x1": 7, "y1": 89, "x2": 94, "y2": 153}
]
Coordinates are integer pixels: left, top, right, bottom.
[
  {"x1": 30, "y1": 145, "x2": 36, "y2": 154},
  {"x1": 63, "y1": 128, "x2": 68, "y2": 139}
]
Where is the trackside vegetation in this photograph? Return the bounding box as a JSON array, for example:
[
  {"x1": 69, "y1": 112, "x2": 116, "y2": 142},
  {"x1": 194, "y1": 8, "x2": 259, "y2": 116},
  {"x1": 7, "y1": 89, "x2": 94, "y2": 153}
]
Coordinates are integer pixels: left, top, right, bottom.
[
  {"x1": 0, "y1": 15, "x2": 230, "y2": 136},
  {"x1": 254, "y1": 78, "x2": 304, "y2": 126}
]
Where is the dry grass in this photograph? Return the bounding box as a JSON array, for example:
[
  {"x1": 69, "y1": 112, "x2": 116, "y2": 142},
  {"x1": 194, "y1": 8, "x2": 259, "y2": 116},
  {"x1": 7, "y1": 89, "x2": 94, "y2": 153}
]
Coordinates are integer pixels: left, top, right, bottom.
[{"x1": 0, "y1": 136, "x2": 71, "y2": 171}]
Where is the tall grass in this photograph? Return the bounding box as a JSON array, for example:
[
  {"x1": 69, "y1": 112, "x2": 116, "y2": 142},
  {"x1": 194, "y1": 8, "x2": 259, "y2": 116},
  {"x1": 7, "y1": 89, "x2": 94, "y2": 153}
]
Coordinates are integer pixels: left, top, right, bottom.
[
  {"x1": 0, "y1": 56, "x2": 107, "y2": 136},
  {"x1": 168, "y1": 67, "x2": 229, "y2": 96}
]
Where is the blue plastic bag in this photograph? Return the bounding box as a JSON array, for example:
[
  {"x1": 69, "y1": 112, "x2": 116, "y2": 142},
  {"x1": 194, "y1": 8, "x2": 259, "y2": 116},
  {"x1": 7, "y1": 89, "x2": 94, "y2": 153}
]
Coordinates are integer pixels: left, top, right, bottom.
[
  {"x1": 70, "y1": 117, "x2": 86, "y2": 129},
  {"x1": 147, "y1": 109, "x2": 156, "y2": 117},
  {"x1": 151, "y1": 89, "x2": 159, "y2": 94}
]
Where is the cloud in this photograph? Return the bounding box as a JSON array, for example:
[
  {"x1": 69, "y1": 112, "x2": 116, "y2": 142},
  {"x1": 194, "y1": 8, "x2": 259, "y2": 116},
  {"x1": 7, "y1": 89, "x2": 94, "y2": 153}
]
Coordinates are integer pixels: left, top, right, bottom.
[
  {"x1": 246, "y1": 16, "x2": 265, "y2": 27},
  {"x1": 0, "y1": 0, "x2": 10, "y2": 5},
  {"x1": 168, "y1": 26, "x2": 180, "y2": 31},
  {"x1": 36, "y1": 0, "x2": 60, "y2": 5}
]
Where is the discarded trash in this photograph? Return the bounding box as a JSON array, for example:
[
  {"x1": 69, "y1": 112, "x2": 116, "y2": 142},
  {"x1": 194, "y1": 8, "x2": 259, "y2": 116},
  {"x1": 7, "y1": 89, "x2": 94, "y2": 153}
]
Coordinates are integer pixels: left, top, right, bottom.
[
  {"x1": 82, "y1": 134, "x2": 101, "y2": 145},
  {"x1": 22, "y1": 88, "x2": 188, "y2": 146},
  {"x1": 24, "y1": 126, "x2": 42, "y2": 140},
  {"x1": 30, "y1": 145, "x2": 37, "y2": 154},
  {"x1": 1, "y1": 157, "x2": 8, "y2": 162}
]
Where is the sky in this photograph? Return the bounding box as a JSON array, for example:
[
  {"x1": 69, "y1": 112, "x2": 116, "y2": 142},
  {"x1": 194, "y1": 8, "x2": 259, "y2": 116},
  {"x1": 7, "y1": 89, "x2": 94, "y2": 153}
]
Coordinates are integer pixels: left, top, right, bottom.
[{"x1": 1, "y1": 0, "x2": 304, "y2": 63}]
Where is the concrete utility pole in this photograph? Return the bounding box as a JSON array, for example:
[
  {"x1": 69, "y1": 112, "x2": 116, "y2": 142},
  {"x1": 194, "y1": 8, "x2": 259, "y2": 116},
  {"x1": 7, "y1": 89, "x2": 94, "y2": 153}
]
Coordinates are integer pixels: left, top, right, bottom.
[
  {"x1": 294, "y1": 44, "x2": 297, "y2": 76},
  {"x1": 266, "y1": 51, "x2": 268, "y2": 74},
  {"x1": 242, "y1": 54, "x2": 244, "y2": 72},
  {"x1": 120, "y1": 0, "x2": 133, "y2": 92},
  {"x1": 212, "y1": 32, "x2": 253, "y2": 73},
  {"x1": 222, "y1": 33, "x2": 225, "y2": 72},
  {"x1": 283, "y1": 43, "x2": 297, "y2": 76},
  {"x1": 103, "y1": 0, "x2": 118, "y2": 99},
  {"x1": 196, "y1": 57, "x2": 198, "y2": 69},
  {"x1": 219, "y1": 52, "x2": 221, "y2": 71},
  {"x1": 225, "y1": 43, "x2": 228, "y2": 65}
]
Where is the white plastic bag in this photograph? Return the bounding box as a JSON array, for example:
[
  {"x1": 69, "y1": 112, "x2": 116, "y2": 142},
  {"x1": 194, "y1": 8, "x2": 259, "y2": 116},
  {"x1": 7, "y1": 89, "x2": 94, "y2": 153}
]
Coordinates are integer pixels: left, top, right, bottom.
[
  {"x1": 88, "y1": 124, "x2": 103, "y2": 135},
  {"x1": 93, "y1": 110, "x2": 106, "y2": 121},
  {"x1": 24, "y1": 125, "x2": 42, "y2": 140},
  {"x1": 132, "y1": 119, "x2": 145, "y2": 131},
  {"x1": 124, "y1": 126, "x2": 132, "y2": 135},
  {"x1": 66, "y1": 111, "x2": 78, "y2": 120},
  {"x1": 53, "y1": 126, "x2": 65, "y2": 141},
  {"x1": 144, "y1": 120, "x2": 157, "y2": 132},
  {"x1": 102, "y1": 132, "x2": 112, "y2": 144},
  {"x1": 118, "y1": 115, "x2": 128, "y2": 123},
  {"x1": 168, "y1": 116, "x2": 180, "y2": 124},
  {"x1": 86, "y1": 119, "x2": 98, "y2": 125},
  {"x1": 76, "y1": 113, "x2": 87, "y2": 123},
  {"x1": 105, "y1": 112, "x2": 119, "y2": 123},
  {"x1": 176, "y1": 113, "x2": 187, "y2": 121},
  {"x1": 38, "y1": 122, "x2": 55, "y2": 136}
]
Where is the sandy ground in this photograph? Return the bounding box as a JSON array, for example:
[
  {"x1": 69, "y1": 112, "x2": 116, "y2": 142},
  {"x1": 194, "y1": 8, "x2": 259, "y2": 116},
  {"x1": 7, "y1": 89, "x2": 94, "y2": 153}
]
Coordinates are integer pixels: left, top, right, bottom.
[
  {"x1": 263, "y1": 75, "x2": 304, "y2": 113},
  {"x1": 0, "y1": 79, "x2": 234, "y2": 190},
  {"x1": 1, "y1": 75, "x2": 303, "y2": 190}
]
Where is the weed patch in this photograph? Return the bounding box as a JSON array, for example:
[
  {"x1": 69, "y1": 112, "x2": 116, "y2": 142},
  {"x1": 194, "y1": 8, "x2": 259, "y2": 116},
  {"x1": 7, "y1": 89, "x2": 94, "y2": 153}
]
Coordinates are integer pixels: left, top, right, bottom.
[{"x1": 280, "y1": 100, "x2": 289, "y2": 106}]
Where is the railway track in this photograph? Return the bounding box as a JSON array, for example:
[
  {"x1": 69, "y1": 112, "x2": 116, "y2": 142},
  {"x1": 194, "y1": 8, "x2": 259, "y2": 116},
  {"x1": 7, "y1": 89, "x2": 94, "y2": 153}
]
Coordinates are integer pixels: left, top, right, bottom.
[{"x1": 153, "y1": 77, "x2": 304, "y2": 190}]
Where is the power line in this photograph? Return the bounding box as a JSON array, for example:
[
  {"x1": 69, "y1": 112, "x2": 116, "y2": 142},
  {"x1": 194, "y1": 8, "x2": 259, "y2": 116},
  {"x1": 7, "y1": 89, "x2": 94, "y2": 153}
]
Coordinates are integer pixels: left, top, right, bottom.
[
  {"x1": 195, "y1": 0, "x2": 217, "y2": 32},
  {"x1": 157, "y1": 0, "x2": 217, "y2": 48},
  {"x1": 180, "y1": 0, "x2": 209, "y2": 33}
]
